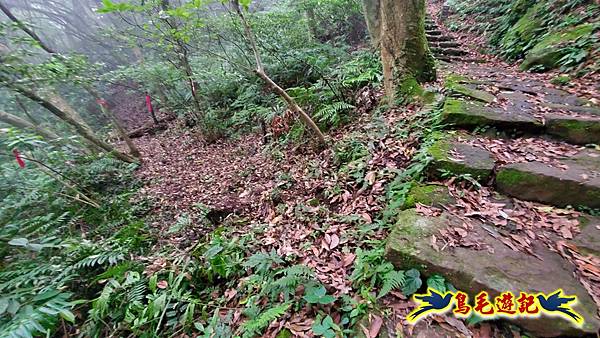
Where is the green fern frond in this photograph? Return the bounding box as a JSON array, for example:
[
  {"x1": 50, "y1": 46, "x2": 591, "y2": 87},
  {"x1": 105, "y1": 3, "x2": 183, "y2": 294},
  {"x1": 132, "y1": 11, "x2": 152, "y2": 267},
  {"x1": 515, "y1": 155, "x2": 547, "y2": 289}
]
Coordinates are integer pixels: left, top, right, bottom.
[
  {"x1": 241, "y1": 302, "x2": 290, "y2": 336},
  {"x1": 378, "y1": 270, "x2": 405, "y2": 298}
]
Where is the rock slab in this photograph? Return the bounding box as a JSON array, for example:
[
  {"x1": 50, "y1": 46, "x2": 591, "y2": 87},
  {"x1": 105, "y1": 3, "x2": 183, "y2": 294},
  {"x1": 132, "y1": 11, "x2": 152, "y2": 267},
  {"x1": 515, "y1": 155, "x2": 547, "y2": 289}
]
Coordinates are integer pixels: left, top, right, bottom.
[
  {"x1": 496, "y1": 161, "x2": 600, "y2": 209},
  {"x1": 385, "y1": 209, "x2": 600, "y2": 337}
]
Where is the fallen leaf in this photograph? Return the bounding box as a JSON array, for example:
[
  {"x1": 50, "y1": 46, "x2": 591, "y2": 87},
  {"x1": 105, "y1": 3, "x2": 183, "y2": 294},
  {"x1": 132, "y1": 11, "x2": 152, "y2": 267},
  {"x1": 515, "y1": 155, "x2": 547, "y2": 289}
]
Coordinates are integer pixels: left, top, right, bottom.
[{"x1": 368, "y1": 315, "x2": 383, "y2": 338}]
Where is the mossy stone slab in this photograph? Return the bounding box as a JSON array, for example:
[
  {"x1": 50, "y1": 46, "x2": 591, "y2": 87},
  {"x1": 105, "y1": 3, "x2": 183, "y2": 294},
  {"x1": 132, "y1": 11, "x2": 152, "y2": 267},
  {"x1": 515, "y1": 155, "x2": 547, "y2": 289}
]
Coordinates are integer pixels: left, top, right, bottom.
[
  {"x1": 402, "y1": 183, "x2": 455, "y2": 210},
  {"x1": 441, "y1": 99, "x2": 542, "y2": 131},
  {"x1": 521, "y1": 24, "x2": 598, "y2": 71},
  {"x1": 385, "y1": 209, "x2": 600, "y2": 336},
  {"x1": 447, "y1": 83, "x2": 496, "y2": 103},
  {"x1": 496, "y1": 161, "x2": 600, "y2": 208},
  {"x1": 428, "y1": 136, "x2": 495, "y2": 183},
  {"x1": 546, "y1": 114, "x2": 600, "y2": 145}
]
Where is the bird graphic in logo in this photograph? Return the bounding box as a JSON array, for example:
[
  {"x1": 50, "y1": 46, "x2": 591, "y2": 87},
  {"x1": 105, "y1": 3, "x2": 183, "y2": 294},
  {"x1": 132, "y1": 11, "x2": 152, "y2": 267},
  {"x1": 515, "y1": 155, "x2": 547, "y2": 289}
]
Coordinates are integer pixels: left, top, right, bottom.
[
  {"x1": 407, "y1": 288, "x2": 454, "y2": 323},
  {"x1": 537, "y1": 289, "x2": 583, "y2": 324}
]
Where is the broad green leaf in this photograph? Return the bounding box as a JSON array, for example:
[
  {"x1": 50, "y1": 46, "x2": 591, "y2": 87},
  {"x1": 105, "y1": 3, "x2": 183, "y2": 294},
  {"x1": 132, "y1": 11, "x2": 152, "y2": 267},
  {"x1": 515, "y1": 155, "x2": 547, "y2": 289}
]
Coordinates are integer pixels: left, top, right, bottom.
[{"x1": 8, "y1": 237, "x2": 28, "y2": 246}]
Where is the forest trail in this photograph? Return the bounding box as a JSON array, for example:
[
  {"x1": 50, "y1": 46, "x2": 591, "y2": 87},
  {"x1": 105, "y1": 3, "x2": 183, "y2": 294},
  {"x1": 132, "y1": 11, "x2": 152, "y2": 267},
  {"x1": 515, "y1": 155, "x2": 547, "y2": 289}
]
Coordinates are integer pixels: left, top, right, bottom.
[
  {"x1": 383, "y1": 7, "x2": 600, "y2": 337},
  {"x1": 107, "y1": 5, "x2": 600, "y2": 338}
]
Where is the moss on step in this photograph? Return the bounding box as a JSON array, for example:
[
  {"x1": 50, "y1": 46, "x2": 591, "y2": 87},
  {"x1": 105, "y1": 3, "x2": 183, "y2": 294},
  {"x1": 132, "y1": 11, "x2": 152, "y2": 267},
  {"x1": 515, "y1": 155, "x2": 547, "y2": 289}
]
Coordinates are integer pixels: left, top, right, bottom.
[
  {"x1": 385, "y1": 209, "x2": 440, "y2": 270},
  {"x1": 441, "y1": 98, "x2": 541, "y2": 130},
  {"x1": 495, "y1": 166, "x2": 539, "y2": 188},
  {"x1": 427, "y1": 134, "x2": 495, "y2": 182},
  {"x1": 402, "y1": 182, "x2": 455, "y2": 209},
  {"x1": 546, "y1": 116, "x2": 600, "y2": 144},
  {"x1": 521, "y1": 23, "x2": 598, "y2": 70}
]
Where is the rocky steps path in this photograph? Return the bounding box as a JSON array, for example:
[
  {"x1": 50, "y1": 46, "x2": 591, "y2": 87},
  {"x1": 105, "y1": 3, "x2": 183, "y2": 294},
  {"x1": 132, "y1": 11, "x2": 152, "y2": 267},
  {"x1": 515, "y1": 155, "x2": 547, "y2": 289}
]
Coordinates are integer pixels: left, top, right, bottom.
[{"x1": 385, "y1": 15, "x2": 600, "y2": 337}]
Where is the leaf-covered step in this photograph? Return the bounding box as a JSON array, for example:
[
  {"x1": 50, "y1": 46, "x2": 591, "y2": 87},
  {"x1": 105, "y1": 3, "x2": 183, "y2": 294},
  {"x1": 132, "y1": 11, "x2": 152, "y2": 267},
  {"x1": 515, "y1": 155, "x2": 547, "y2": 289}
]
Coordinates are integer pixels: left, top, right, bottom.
[
  {"x1": 430, "y1": 41, "x2": 460, "y2": 48},
  {"x1": 426, "y1": 29, "x2": 443, "y2": 36},
  {"x1": 427, "y1": 35, "x2": 453, "y2": 42},
  {"x1": 427, "y1": 134, "x2": 495, "y2": 183},
  {"x1": 385, "y1": 209, "x2": 600, "y2": 337}
]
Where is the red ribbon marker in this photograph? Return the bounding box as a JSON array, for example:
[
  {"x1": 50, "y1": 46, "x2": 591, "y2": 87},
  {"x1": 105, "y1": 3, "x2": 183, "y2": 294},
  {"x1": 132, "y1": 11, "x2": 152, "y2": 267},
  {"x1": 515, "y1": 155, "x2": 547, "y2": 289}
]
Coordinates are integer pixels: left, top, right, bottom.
[
  {"x1": 145, "y1": 94, "x2": 154, "y2": 115},
  {"x1": 13, "y1": 149, "x2": 25, "y2": 168},
  {"x1": 96, "y1": 98, "x2": 108, "y2": 107}
]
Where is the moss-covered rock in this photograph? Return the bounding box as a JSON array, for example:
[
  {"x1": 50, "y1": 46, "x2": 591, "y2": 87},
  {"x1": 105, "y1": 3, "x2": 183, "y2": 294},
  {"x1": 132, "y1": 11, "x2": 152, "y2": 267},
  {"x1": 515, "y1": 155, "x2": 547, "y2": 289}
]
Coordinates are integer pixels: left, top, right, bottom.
[
  {"x1": 441, "y1": 99, "x2": 542, "y2": 131},
  {"x1": 521, "y1": 23, "x2": 598, "y2": 70},
  {"x1": 496, "y1": 161, "x2": 600, "y2": 208},
  {"x1": 402, "y1": 182, "x2": 455, "y2": 210},
  {"x1": 385, "y1": 209, "x2": 600, "y2": 336},
  {"x1": 427, "y1": 134, "x2": 496, "y2": 183},
  {"x1": 499, "y1": 1, "x2": 548, "y2": 59},
  {"x1": 545, "y1": 114, "x2": 600, "y2": 145}
]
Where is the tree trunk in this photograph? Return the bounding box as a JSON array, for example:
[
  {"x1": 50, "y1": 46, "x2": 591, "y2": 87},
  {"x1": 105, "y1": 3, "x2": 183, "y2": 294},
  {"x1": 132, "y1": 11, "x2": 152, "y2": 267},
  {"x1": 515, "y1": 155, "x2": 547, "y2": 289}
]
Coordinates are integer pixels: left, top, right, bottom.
[
  {"x1": 362, "y1": 0, "x2": 435, "y2": 100},
  {"x1": 160, "y1": 0, "x2": 203, "y2": 122},
  {"x1": 0, "y1": 110, "x2": 60, "y2": 141},
  {"x1": 84, "y1": 86, "x2": 141, "y2": 159},
  {"x1": 42, "y1": 89, "x2": 93, "y2": 130}
]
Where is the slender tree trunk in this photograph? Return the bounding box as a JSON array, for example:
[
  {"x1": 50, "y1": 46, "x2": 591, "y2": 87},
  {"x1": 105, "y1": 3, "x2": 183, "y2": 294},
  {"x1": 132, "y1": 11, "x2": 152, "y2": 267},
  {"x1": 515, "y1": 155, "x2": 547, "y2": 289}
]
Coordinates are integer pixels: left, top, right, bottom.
[
  {"x1": 160, "y1": 0, "x2": 202, "y2": 122},
  {"x1": 84, "y1": 86, "x2": 141, "y2": 159},
  {"x1": 232, "y1": 0, "x2": 326, "y2": 145},
  {"x1": 0, "y1": 110, "x2": 60, "y2": 141},
  {"x1": 179, "y1": 46, "x2": 203, "y2": 119},
  {"x1": 0, "y1": 1, "x2": 56, "y2": 54},
  {"x1": 14, "y1": 95, "x2": 39, "y2": 125},
  {"x1": 362, "y1": 0, "x2": 435, "y2": 101}
]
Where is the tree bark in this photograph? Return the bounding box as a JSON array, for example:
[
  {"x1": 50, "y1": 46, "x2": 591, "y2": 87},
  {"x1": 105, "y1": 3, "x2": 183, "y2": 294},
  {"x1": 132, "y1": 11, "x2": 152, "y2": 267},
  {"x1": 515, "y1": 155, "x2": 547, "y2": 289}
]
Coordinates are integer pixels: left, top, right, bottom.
[
  {"x1": 0, "y1": 110, "x2": 60, "y2": 141},
  {"x1": 232, "y1": 0, "x2": 326, "y2": 145},
  {"x1": 362, "y1": 0, "x2": 435, "y2": 100}
]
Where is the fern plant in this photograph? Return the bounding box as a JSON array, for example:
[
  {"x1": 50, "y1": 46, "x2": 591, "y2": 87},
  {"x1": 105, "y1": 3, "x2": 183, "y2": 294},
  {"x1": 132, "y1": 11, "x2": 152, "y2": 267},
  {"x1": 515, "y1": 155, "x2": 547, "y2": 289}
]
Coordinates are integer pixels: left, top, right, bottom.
[{"x1": 241, "y1": 302, "x2": 290, "y2": 337}]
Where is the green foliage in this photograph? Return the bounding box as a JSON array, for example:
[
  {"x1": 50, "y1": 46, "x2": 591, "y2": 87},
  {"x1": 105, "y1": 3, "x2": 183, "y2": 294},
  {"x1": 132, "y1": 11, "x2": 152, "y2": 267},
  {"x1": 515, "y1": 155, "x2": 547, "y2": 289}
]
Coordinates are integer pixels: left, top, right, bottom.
[
  {"x1": 241, "y1": 303, "x2": 290, "y2": 337},
  {"x1": 303, "y1": 284, "x2": 336, "y2": 304},
  {"x1": 447, "y1": 0, "x2": 600, "y2": 72},
  {"x1": 349, "y1": 248, "x2": 418, "y2": 297},
  {"x1": 312, "y1": 315, "x2": 341, "y2": 338},
  {"x1": 0, "y1": 128, "x2": 151, "y2": 337}
]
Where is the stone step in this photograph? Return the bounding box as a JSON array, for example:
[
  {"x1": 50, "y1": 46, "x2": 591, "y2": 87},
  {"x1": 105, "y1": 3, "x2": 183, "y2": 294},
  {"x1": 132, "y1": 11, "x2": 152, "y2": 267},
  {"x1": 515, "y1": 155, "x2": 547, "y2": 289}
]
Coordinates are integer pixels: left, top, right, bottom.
[
  {"x1": 427, "y1": 35, "x2": 453, "y2": 42},
  {"x1": 431, "y1": 41, "x2": 460, "y2": 48},
  {"x1": 441, "y1": 98, "x2": 543, "y2": 131},
  {"x1": 496, "y1": 154, "x2": 600, "y2": 209},
  {"x1": 435, "y1": 55, "x2": 486, "y2": 63},
  {"x1": 546, "y1": 114, "x2": 600, "y2": 145},
  {"x1": 427, "y1": 134, "x2": 495, "y2": 183},
  {"x1": 426, "y1": 30, "x2": 443, "y2": 36},
  {"x1": 432, "y1": 47, "x2": 468, "y2": 56},
  {"x1": 446, "y1": 83, "x2": 495, "y2": 103},
  {"x1": 385, "y1": 209, "x2": 600, "y2": 337}
]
